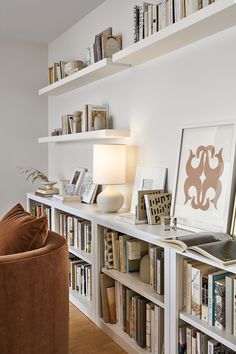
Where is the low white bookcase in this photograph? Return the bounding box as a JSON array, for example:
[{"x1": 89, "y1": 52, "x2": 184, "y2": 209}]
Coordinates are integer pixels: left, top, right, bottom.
[{"x1": 27, "y1": 193, "x2": 236, "y2": 353}]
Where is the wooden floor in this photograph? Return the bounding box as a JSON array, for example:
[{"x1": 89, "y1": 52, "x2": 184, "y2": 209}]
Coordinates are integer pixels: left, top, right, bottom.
[{"x1": 69, "y1": 303, "x2": 126, "y2": 354}]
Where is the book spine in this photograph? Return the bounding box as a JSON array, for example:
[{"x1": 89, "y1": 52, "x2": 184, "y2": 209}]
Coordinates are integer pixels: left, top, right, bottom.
[
  {"x1": 153, "y1": 5, "x2": 158, "y2": 33},
  {"x1": 215, "y1": 280, "x2": 226, "y2": 329},
  {"x1": 186, "y1": 262, "x2": 192, "y2": 314},
  {"x1": 156, "y1": 249, "x2": 164, "y2": 295},
  {"x1": 183, "y1": 259, "x2": 188, "y2": 311},
  {"x1": 208, "y1": 274, "x2": 214, "y2": 326},
  {"x1": 146, "y1": 303, "x2": 151, "y2": 352},
  {"x1": 201, "y1": 276, "x2": 208, "y2": 322},
  {"x1": 233, "y1": 278, "x2": 236, "y2": 335},
  {"x1": 191, "y1": 267, "x2": 201, "y2": 319},
  {"x1": 139, "y1": 5, "x2": 144, "y2": 40},
  {"x1": 186, "y1": 327, "x2": 192, "y2": 354},
  {"x1": 133, "y1": 5, "x2": 140, "y2": 43},
  {"x1": 225, "y1": 276, "x2": 233, "y2": 334},
  {"x1": 147, "y1": 5, "x2": 153, "y2": 37}
]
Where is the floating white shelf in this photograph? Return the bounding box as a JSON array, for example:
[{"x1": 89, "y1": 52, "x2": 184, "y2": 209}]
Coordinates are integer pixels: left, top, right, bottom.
[
  {"x1": 179, "y1": 311, "x2": 236, "y2": 352},
  {"x1": 38, "y1": 129, "x2": 130, "y2": 143},
  {"x1": 38, "y1": 58, "x2": 129, "y2": 96},
  {"x1": 102, "y1": 268, "x2": 165, "y2": 309},
  {"x1": 113, "y1": 0, "x2": 236, "y2": 66}
]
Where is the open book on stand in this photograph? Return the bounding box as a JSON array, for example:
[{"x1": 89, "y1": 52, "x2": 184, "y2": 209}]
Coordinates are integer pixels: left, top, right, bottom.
[{"x1": 158, "y1": 232, "x2": 236, "y2": 266}]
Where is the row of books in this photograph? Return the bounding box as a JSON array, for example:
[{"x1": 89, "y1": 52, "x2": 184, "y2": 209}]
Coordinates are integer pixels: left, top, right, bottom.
[
  {"x1": 134, "y1": 0, "x2": 215, "y2": 43},
  {"x1": 59, "y1": 213, "x2": 92, "y2": 254},
  {"x1": 104, "y1": 230, "x2": 165, "y2": 295},
  {"x1": 86, "y1": 27, "x2": 122, "y2": 66},
  {"x1": 179, "y1": 325, "x2": 234, "y2": 354},
  {"x1": 104, "y1": 229, "x2": 148, "y2": 272},
  {"x1": 69, "y1": 254, "x2": 92, "y2": 301},
  {"x1": 183, "y1": 259, "x2": 236, "y2": 334},
  {"x1": 31, "y1": 204, "x2": 51, "y2": 229},
  {"x1": 100, "y1": 273, "x2": 164, "y2": 352},
  {"x1": 48, "y1": 60, "x2": 84, "y2": 84}
]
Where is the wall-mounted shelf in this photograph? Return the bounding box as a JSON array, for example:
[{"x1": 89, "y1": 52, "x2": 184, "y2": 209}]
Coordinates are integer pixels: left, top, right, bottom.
[
  {"x1": 113, "y1": 0, "x2": 236, "y2": 66},
  {"x1": 38, "y1": 58, "x2": 129, "y2": 96},
  {"x1": 38, "y1": 129, "x2": 130, "y2": 143}
]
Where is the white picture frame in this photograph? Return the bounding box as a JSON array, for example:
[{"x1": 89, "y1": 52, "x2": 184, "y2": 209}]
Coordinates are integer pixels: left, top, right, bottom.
[
  {"x1": 130, "y1": 166, "x2": 167, "y2": 214},
  {"x1": 80, "y1": 172, "x2": 98, "y2": 204},
  {"x1": 172, "y1": 122, "x2": 236, "y2": 232},
  {"x1": 70, "y1": 167, "x2": 87, "y2": 195}
]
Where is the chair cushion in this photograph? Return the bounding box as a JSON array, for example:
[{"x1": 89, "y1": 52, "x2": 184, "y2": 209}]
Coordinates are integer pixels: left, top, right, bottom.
[{"x1": 0, "y1": 203, "x2": 48, "y2": 255}]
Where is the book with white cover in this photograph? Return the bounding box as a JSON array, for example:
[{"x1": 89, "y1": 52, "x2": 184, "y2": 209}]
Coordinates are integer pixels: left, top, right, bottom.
[{"x1": 53, "y1": 194, "x2": 81, "y2": 202}]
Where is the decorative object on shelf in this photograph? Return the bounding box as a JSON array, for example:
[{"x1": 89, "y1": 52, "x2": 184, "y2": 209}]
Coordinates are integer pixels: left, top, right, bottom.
[
  {"x1": 94, "y1": 114, "x2": 106, "y2": 130},
  {"x1": 101, "y1": 35, "x2": 122, "y2": 58},
  {"x1": 80, "y1": 172, "x2": 98, "y2": 204},
  {"x1": 69, "y1": 167, "x2": 87, "y2": 195},
  {"x1": 85, "y1": 104, "x2": 109, "y2": 132},
  {"x1": 58, "y1": 180, "x2": 70, "y2": 195},
  {"x1": 172, "y1": 122, "x2": 236, "y2": 232},
  {"x1": 145, "y1": 192, "x2": 171, "y2": 225},
  {"x1": 130, "y1": 166, "x2": 167, "y2": 215},
  {"x1": 18, "y1": 166, "x2": 49, "y2": 184},
  {"x1": 61, "y1": 111, "x2": 83, "y2": 135},
  {"x1": 170, "y1": 216, "x2": 177, "y2": 230},
  {"x1": 161, "y1": 215, "x2": 171, "y2": 231},
  {"x1": 64, "y1": 60, "x2": 85, "y2": 76},
  {"x1": 41, "y1": 181, "x2": 57, "y2": 190},
  {"x1": 137, "y1": 189, "x2": 164, "y2": 221},
  {"x1": 139, "y1": 254, "x2": 150, "y2": 284},
  {"x1": 93, "y1": 144, "x2": 126, "y2": 212},
  {"x1": 51, "y1": 128, "x2": 62, "y2": 136}
]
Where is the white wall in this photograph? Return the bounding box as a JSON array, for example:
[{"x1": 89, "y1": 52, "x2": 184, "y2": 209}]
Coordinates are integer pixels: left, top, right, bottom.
[
  {"x1": 47, "y1": 0, "x2": 236, "y2": 208},
  {"x1": 0, "y1": 38, "x2": 48, "y2": 216}
]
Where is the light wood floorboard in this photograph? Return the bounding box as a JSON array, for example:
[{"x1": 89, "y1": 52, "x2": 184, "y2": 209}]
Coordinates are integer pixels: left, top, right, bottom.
[{"x1": 69, "y1": 303, "x2": 126, "y2": 354}]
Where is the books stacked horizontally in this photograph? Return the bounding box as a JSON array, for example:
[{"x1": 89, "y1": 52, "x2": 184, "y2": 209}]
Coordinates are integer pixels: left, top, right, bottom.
[
  {"x1": 134, "y1": 0, "x2": 215, "y2": 43},
  {"x1": 100, "y1": 273, "x2": 164, "y2": 352},
  {"x1": 31, "y1": 204, "x2": 51, "y2": 230},
  {"x1": 35, "y1": 187, "x2": 59, "y2": 198},
  {"x1": 59, "y1": 213, "x2": 92, "y2": 254},
  {"x1": 104, "y1": 229, "x2": 164, "y2": 295},
  {"x1": 69, "y1": 254, "x2": 92, "y2": 301},
  {"x1": 179, "y1": 326, "x2": 234, "y2": 354},
  {"x1": 86, "y1": 27, "x2": 122, "y2": 66}
]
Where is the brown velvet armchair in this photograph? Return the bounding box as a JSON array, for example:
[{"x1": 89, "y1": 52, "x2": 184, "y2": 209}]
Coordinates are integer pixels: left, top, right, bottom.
[{"x1": 0, "y1": 231, "x2": 69, "y2": 354}]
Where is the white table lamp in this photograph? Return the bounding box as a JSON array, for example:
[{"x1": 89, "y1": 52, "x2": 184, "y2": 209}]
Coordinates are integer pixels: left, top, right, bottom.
[{"x1": 93, "y1": 144, "x2": 126, "y2": 212}]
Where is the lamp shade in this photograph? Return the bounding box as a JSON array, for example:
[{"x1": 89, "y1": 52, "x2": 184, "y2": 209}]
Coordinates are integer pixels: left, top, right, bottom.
[{"x1": 93, "y1": 144, "x2": 126, "y2": 185}]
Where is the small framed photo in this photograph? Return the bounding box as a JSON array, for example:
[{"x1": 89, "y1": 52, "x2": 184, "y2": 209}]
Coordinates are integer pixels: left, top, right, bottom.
[
  {"x1": 172, "y1": 122, "x2": 236, "y2": 232},
  {"x1": 87, "y1": 104, "x2": 109, "y2": 131},
  {"x1": 80, "y1": 172, "x2": 98, "y2": 204},
  {"x1": 130, "y1": 166, "x2": 167, "y2": 214},
  {"x1": 70, "y1": 167, "x2": 87, "y2": 195}
]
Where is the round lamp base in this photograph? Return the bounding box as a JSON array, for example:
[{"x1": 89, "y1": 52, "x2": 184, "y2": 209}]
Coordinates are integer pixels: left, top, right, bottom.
[{"x1": 97, "y1": 185, "x2": 124, "y2": 213}]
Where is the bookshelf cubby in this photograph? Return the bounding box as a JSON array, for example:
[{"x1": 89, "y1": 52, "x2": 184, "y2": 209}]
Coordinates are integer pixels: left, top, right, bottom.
[{"x1": 27, "y1": 193, "x2": 236, "y2": 353}]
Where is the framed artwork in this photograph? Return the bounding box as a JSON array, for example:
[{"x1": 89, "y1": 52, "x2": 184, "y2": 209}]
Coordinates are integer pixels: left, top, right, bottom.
[
  {"x1": 87, "y1": 104, "x2": 109, "y2": 131},
  {"x1": 172, "y1": 122, "x2": 236, "y2": 232},
  {"x1": 230, "y1": 194, "x2": 236, "y2": 237},
  {"x1": 70, "y1": 167, "x2": 87, "y2": 195},
  {"x1": 80, "y1": 172, "x2": 98, "y2": 204},
  {"x1": 130, "y1": 166, "x2": 167, "y2": 214}
]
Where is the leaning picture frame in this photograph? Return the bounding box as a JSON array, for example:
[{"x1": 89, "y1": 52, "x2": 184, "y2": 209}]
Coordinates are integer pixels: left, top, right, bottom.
[
  {"x1": 130, "y1": 166, "x2": 167, "y2": 214},
  {"x1": 70, "y1": 167, "x2": 87, "y2": 195},
  {"x1": 80, "y1": 172, "x2": 98, "y2": 204},
  {"x1": 171, "y1": 122, "x2": 236, "y2": 233}
]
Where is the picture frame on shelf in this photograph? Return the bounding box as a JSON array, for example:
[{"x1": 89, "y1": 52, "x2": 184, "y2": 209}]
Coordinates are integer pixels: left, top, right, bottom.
[
  {"x1": 130, "y1": 166, "x2": 167, "y2": 214},
  {"x1": 87, "y1": 104, "x2": 109, "y2": 131},
  {"x1": 80, "y1": 172, "x2": 98, "y2": 204},
  {"x1": 172, "y1": 122, "x2": 236, "y2": 232},
  {"x1": 230, "y1": 193, "x2": 236, "y2": 237},
  {"x1": 70, "y1": 167, "x2": 87, "y2": 195}
]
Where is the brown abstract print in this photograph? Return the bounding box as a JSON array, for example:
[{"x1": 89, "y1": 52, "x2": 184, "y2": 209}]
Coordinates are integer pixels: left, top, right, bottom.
[{"x1": 184, "y1": 145, "x2": 224, "y2": 211}]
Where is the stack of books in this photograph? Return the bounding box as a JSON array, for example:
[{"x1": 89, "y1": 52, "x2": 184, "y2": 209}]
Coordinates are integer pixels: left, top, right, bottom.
[
  {"x1": 69, "y1": 254, "x2": 92, "y2": 301},
  {"x1": 35, "y1": 187, "x2": 59, "y2": 198},
  {"x1": 59, "y1": 213, "x2": 92, "y2": 253},
  {"x1": 179, "y1": 325, "x2": 234, "y2": 353},
  {"x1": 100, "y1": 273, "x2": 164, "y2": 352}
]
